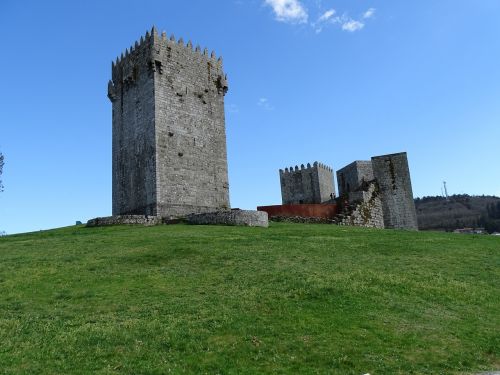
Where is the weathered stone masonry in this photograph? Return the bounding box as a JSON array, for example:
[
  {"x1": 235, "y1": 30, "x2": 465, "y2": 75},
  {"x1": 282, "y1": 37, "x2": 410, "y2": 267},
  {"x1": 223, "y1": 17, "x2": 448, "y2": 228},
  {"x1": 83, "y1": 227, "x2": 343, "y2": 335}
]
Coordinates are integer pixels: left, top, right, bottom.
[
  {"x1": 336, "y1": 161, "x2": 374, "y2": 197},
  {"x1": 273, "y1": 152, "x2": 418, "y2": 230},
  {"x1": 108, "y1": 27, "x2": 230, "y2": 217},
  {"x1": 279, "y1": 162, "x2": 335, "y2": 204},
  {"x1": 338, "y1": 182, "x2": 384, "y2": 228},
  {"x1": 371, "y1": 153, "x2": 418, "y2": 230},
  {"x1": 336, "y1": 152, "x2": 418, "y2": 230},
  {"x1": 186, "y1": 210, "x2": 269, "y2": 228}
]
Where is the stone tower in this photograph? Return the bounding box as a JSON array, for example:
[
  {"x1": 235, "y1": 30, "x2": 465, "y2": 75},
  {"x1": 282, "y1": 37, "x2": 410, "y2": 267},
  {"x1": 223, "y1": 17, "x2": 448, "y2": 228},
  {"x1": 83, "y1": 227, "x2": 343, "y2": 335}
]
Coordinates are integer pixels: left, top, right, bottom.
[
  {"x1": 108, "y1": 27, "x2": 230, "y2": 217},
  {"x1": 279, "y1": 162, "x2": 335, "y2": 204},
  {"x1": 371, "y1": 152, "x2": 418, "y2": 230},
  {"x1": 336, "y1": 161, "x2": 374, "y2": 197},
  {"x1": 336, "y1": 152, "x2": 418, "y2": 230}
]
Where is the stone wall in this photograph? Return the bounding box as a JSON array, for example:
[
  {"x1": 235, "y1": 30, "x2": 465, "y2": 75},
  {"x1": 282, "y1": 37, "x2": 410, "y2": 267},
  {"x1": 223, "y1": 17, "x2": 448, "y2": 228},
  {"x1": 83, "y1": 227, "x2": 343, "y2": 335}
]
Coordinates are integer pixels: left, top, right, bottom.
[
  {"x1": 335, "y1": 153, "x2": 418, "y2": 230},
  {"x1": 108, "y1": 27, "x2": 230, "y2": 217},
  {"x1": 336, "y1": 161, "x2": 374, "y2": 197},
  {"x1": 270, "y1": 216, "x2": 334, "y2": 224},
  {"x1": 109, "y1": 36, "x2": 156, "y2": 216},
  {"x1": 279, "y1": 162, "x2": 334, "y2": 204},
  {"x1": 186, "y1": 210, "x2": 268, "y2": 227},
  {"x1": 371, "y1": 152, "x2": 418, "y2": 230},
  {"x1": 87, "y1": 215, "x2": 163, "y2": 227},
  {"x1": 338, "y1": 182, "x2": 384, "y2": 228}
]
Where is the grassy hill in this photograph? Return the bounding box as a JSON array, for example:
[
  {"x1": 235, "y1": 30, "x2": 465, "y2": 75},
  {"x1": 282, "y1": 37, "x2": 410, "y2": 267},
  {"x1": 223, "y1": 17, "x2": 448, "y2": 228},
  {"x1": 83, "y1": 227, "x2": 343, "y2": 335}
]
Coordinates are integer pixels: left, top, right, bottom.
[{"x1": 0, "y1": 223, "x2": 498, "y2": 374}]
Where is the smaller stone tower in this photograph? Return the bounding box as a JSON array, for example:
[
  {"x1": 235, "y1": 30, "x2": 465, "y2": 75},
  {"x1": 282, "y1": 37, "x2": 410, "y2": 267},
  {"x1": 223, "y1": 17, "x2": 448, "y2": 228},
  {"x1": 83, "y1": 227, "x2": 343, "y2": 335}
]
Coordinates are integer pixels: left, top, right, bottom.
[
  {"x1": 336, "y1": 161, "x2": 374, "y2": 196},
  {"x1": 279, "y1": 162, "x2": 335, "y2": 204},
  {"x1": 371, "y1": 152, "x2": 418, "y2": 230}
]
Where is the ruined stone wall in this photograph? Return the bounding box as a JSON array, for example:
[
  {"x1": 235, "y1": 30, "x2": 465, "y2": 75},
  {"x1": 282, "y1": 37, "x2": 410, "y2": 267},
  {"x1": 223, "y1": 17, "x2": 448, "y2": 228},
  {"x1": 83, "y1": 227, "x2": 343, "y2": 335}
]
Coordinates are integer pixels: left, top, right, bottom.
[
  {"x1": 336, "y1": 161, "x2": 374, "y2": 196},
  {"x1": 108, "y1": 27, "x2": 230, "y2": 217},
  {"x1": 279, "y1": 162, "x2": 334, "y2": 204},
  {"x1": 87, "y1": 215, "x2": 163, "y2": 227},
  {"x1": 371, "y1": 152, "x2": 418, "y2": 230},
  {"x1": 186, "y1": 210, "x2": 268, "y2": 228},
  {"x1": 339, "y1": 182, "x2": 384, "y2": 228}
]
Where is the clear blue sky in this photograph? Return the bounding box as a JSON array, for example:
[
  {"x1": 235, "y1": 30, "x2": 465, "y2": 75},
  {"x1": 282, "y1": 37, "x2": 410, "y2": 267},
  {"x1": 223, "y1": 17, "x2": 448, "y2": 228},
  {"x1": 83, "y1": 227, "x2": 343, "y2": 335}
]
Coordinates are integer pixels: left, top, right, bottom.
[{"x1": 1, "y1": 0, "x2": 499, "y2": 234}]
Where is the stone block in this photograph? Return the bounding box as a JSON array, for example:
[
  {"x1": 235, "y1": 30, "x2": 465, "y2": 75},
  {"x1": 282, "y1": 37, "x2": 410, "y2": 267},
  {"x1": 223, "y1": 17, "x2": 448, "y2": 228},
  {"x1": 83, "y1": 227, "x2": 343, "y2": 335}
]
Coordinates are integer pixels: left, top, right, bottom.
[{"x1": 186, "y1": 210, "x2": 269, "y2": 227}]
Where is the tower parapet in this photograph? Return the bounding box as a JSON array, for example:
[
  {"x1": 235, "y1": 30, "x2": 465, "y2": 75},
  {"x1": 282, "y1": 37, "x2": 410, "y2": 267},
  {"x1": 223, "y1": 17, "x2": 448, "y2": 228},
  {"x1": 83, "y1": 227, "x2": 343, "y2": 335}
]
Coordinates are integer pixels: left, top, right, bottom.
[{"x1": 109, "y1": 27, "x2": 227, "y2": 103}]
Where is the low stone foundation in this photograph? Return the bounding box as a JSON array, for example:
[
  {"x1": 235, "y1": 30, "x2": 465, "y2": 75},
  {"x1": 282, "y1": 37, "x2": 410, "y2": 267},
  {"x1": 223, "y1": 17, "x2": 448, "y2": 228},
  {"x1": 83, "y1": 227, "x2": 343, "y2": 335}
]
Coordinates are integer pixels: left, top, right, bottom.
[
  {"x1": 86, "y1": 215, "x2": 163, "y2": 227},
  {"x1": 186, "y1": 210, "x2": 268, "y2": 228},
  {"x1": 87, "y1": 211, "x2": 269, "y2": 228},
  {"x1": 270, "y1": 216, "x2": 334, "y2": 224}
]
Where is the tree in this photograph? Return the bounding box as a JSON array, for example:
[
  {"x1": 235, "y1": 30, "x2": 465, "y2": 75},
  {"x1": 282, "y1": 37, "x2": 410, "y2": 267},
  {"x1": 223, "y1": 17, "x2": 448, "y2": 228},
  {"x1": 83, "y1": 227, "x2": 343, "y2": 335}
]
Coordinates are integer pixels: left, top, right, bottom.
[{"x1": 487, "y1": 202, "x2": 500, "y2": 220}]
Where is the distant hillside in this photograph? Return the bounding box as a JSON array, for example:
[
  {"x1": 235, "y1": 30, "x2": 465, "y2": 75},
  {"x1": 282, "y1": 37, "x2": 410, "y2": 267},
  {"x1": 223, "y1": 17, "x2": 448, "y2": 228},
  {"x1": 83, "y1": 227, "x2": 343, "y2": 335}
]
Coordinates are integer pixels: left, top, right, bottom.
[{"x1": 415, "y1": 194, "x2": 500, "y2": 232}]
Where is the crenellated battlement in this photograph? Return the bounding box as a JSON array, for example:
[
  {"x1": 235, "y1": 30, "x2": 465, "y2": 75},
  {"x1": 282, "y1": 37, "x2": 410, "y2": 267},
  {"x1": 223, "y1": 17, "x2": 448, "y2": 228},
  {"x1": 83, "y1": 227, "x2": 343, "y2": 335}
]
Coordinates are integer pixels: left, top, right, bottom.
[
  {"x1": 109, "y1": 26, "x2": 228, "y2": 103},
  {"x1": 279, "y1": 161, "x2": 335, "y2": 204},
  {"x1": 111, "y1": 26, "x2": 225, "y2": 74},
  {"x1": 279, "y1": 161, "x2": 333, "y2": 175}
]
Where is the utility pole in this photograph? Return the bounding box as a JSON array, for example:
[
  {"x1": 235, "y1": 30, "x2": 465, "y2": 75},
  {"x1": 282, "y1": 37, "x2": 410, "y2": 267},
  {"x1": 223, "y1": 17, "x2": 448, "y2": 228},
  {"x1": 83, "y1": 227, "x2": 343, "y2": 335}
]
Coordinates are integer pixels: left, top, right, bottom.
[{"x1": 443, "y1": 181, "x2": 449, "y2": 200}]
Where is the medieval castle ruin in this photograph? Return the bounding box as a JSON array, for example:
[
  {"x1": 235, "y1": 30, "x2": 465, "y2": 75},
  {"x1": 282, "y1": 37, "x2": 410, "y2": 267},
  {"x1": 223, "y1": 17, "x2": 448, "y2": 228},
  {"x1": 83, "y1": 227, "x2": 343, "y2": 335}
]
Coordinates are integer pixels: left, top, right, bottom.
[
  {"x1": 336, "y1": 152, "x2": 418, "y2": 229},
  {"x1": 89, "y1": 26, "x2": 417, "y2": 230},
  {"x1": 259, "y1": 152, "x2": 418, "y2": 230}
]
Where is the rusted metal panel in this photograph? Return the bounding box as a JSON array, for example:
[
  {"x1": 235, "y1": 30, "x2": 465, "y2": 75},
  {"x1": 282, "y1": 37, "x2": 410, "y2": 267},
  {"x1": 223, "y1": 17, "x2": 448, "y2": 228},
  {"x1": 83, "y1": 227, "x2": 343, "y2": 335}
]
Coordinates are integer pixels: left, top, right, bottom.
[{"x1": 257, "y1": 204, "x2": 338, "y2": 219}]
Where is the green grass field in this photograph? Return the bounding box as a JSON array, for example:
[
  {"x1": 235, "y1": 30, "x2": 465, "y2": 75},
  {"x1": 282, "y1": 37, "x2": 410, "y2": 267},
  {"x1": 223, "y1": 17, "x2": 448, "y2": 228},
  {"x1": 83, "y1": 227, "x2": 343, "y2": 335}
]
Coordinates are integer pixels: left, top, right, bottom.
[{"x1": 0, "y1": 223, "x2": 498, "y2": 374}]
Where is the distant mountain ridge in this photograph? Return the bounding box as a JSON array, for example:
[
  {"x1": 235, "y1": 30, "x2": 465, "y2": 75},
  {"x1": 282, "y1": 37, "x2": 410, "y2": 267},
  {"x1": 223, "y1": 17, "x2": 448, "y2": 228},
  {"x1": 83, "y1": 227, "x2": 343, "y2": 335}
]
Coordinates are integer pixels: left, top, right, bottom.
[{"x1": 415, "y1": 194, "x2": 500, "y2": 233}]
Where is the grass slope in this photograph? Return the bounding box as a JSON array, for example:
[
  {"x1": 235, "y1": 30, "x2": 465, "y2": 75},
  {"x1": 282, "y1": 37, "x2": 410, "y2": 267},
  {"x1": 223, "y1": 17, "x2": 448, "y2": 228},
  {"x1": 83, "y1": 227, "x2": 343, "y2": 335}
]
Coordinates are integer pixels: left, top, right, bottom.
[{"x1": 0, "y1": 223, "x2": 499, "y2": 374}]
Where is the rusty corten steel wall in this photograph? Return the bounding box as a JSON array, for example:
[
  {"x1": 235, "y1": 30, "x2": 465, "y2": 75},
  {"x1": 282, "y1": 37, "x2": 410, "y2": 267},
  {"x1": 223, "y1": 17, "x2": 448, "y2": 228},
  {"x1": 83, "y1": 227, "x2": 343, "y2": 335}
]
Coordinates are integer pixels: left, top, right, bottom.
[{"x1": 257, "y1": 204, "x2": 338, "y2": 219}]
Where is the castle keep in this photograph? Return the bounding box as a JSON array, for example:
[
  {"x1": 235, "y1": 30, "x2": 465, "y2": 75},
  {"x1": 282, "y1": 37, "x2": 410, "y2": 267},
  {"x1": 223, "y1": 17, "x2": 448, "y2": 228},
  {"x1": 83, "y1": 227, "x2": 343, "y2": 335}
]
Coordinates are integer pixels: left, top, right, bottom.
[{"x1": 108, "y1": 27, "x2": 230, "y2": 217}]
